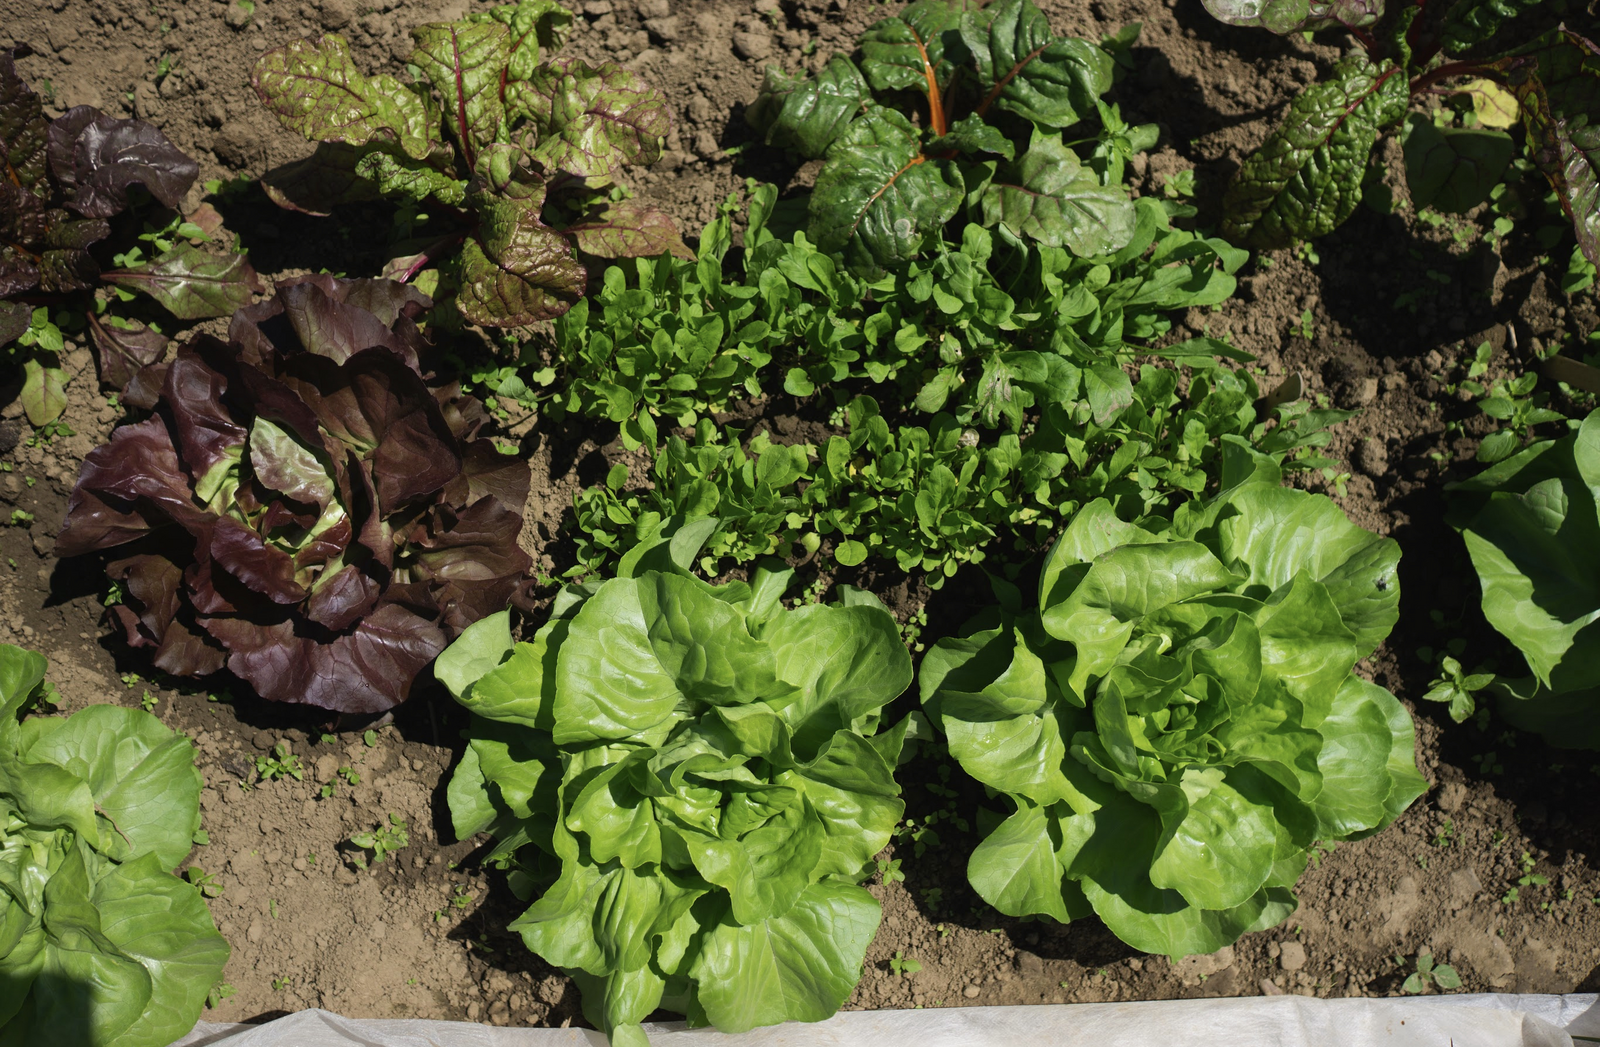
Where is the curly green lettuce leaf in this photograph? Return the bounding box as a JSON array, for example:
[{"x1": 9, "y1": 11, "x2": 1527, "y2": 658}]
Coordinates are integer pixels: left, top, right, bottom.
[
  {"x1": 809, "y1": 106, "x2": 962, "y2": 272},
  {"x1": 252, "y1": 34, "x2": 441, "y2": 161},
  {"x1": 1221, "y1": 55, "x2": 1407, "y2": 248}
]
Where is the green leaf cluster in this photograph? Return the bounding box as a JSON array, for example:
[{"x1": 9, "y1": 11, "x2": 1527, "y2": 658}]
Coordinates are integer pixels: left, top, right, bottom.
[
  {"x1": 253, "y1": 1, "x2": 688, "y2": 328},
  {"x1": 1207, "y1": 3, "x2": 1598, "y2": 269},
  {"x1": 747, "y1": 0, "x2": 1150, "y2": 272},
  {"x1": 0, "y1": 645, "x2": 229, "y2": 1047},
  {"x1": 1446, "y1": 409, "x2": 1600, "y2": 748},
  {"x1": 571, "y1": 361, "x2": 1354, "y2": 585},
  {"x1": 438, "y1": 529, "x2": 915, "y2": 1046},
  {"x1": 919, "y1": 452, "x2": 1425, "y2": 958}
]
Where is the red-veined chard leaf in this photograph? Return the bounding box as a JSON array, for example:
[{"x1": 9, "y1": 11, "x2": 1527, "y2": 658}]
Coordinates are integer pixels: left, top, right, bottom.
[
  {"x1": 252, "y1": 34, "x2": 441, "y2": 161},
  {"x1": 515, "y1": 57, "x2": 670, "y2": 182},
  {"x1": 103, "y1": 243, "x2": 263, "y2": 320},
  {"x1": 1504, "y1": 29, "x2": 1600, "y2": 267},
  {"x1": 1221, "y1": 55, "x2": 1407, "y2": 249},
  {"x1": 1201, "y1": 0, "x2": 1383, "y2": 34},
  {"x1": 0, "y1": 50, "x2": 50, "y2": 193},
  {"x1": 408, "y1": 20, "x2": 512, "y2": 166},
  {"x1": 962, "y1": 0, "x2": 1114, "y2": 131},
  {"x1": 809, "y1": 105, "x2": 963, "y2": 272},
  {"x1": 458, "y1": 163, "x2": 586, "y2": 325},
  {"x1": 353, "y1": 147, "x2": 468, "y2": 204},
  {"x1": 747, "y1": 55, "x2": 872, "y2": 160},
  {"x1": 466, "y1": 0, "x2": 576, "y2": 82},
  {"x1": 259, "y1": 141, "x2": 383, "y2": 215},
  {"x1": 45, "y1": 105, "x2": 198, "y2": 218},
  {"x1": 980, "y1": 135, "x2": 1136, "y2": 255},
  {"x1": 565, "y1": 199, "x2": 693, "y2": 260}
]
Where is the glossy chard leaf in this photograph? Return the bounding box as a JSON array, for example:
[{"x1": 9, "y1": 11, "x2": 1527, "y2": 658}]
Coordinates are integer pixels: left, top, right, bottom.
[
  {"x1": 1221, "y1": 55, "x2": 1407, "y2": 249},
  {"x1": 56, "y1": 278, "x2": 531, "y2": 712},
  {"x1": 518, "y1": 58, "x2": 670, "y2": 182},
  {"x1": 979, "y1": 134, "x2": 1136, "y2": 255},
  {"x1": 103, "y1": 243, "x2": 263, "y2": 320},
  {"x1": 925, "y1": 468, "x2": 1422, "y2": 959},
  {"x1": 747, "y1": 56, "x2": 872, "y2": 160},
  {"x1": 468, "y1": 0, "x2": 576, "y2": 80},
  {"x1": 1201, "y1": 0, "x2": 1383, "y2": 34},
  {"x1": 963, "y1": 0, "x2": 1113, "y2": 131},
  {"x1": 0, "y1": 51, "x2": 49, "y2": 194},
  {"x1": 459, "y1": 177, "x2": 587, "y2": 325},
  {"x1": 252, "y1": 34, "x2": 440, "y2": 160},
  {"x1": 859, "y1": 0, "x2": 969, "y2": 135},
  {"x1": 810, "y1": 106, "x2": 963, "y2": 272},
  {"x1": 409, "y1": 20, "x2": 512, "y2": 166},
  {"x1": 440, "y1": 554, "x2": 913, "y2": 1046}
]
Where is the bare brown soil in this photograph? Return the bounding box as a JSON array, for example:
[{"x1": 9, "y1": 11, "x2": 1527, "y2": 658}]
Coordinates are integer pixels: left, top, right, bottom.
[{"x1": 2, "y1": 0, "x2": 1599, "y2": 1033}]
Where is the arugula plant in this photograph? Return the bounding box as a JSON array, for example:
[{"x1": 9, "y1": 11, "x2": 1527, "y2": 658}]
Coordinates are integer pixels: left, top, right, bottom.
[
  {"x1": 1202, "y1": 1, "x2": 1598, "y2": 266},
  {"x1": 1, "y1": 50, "x2": 260, "y2": 426},
  {"x1": 747, "y1": 0, "x2": 1147, "y2": 271},
  {"x1": 920, "y1": 447, "x2": 1426, "y2": 958},
  {"x1": 439, "y1": 522, "x2": 916, "y2": 1047},
  {"x1": 1445, "y1": 408, "x2": 1600, "y2": 747},
  {"x1": 55, "y1": 277, "x2": 532, "y2": 713},
  {"x1": 0, "y1": 644, "x2": 229, "y2": 1047},
  {"x1": 253, "y1": 0, "x2": 688, "y2": 330},
  {"x1": 571, "y1": 362, "x2": 1352, "y2": 585}
]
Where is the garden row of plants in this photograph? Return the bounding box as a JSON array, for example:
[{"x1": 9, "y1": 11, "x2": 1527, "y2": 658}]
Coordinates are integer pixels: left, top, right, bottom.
[{"x1": 0, "y1": 0, "x2": 1596, "y2": 1044}]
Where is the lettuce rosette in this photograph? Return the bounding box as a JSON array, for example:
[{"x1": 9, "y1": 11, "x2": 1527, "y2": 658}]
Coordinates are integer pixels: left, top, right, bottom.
[
  {"x1": 922, "y1": 455, "x2": 1426, "y2": 958},
  {"x1": 56, "y1": 276, "x2": 531, "y2": 713},
  {"x1": 439, "y1": 522, "x2": 915, "y2": 1047},
  {"x1": 0, "y1": 645, "x2": 228, "y2": 1047}
]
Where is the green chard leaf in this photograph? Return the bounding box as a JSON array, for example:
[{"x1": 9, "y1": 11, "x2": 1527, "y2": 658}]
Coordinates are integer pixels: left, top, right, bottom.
[
  {"x1": 963, "y1": 0, "x2": 1113, "y2": 131},
  {"x1": 1202, "y1": 0, "x2": 1384, "y2": 34},
  {"x1": 1221, "y1": 55, "x2": 1407, "y2": 248},
  {"x1": 1401, "y1": 115, "x2": 1515, "y2": 214},
  {"x1": 564, "y1": 200, "x2": 694, "y2": 260},
  {"x1": 101, "y1": 244, "x2": 263, "y2": 320},
  {"x1": 458, "y1": 158, "x2": 586, "y2": 325},
  {"x1": 748, "y1": 56, "x2": 873, "y2": 159},
  {"x1": 979, "y1": 134, "x2": 1137, "y2": 255},
  {"x1": 809, "y1": 106, "x2": 963, "y2": 272}
]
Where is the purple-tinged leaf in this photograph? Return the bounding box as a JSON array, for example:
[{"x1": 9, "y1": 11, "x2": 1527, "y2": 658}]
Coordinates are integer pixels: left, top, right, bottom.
[
  {"x1": 203, "y1": 601, "x2": 447, "y2": 713},
  {"x1": 408, "y1": 20, "x2": 511, "y2": 165},
  {"x1": 303, "y1": 565, "x2": 382, "y2": 631},
  {"x1": 87, "y1": 312, "x2": 169, "y2": 393},
  {"x1": 468, "y1": 0, "x2": 575, "y2": 80},
  {"x1": 46, "y1": 106, "x2": 198, "y2": 218},
  {"x1": 122, "y1": 362, "x2": 169, "y2": 411},
  {"x1": 409, "y1": 496, "x2": 531, "y2": 630},
  {"x1": 20, "y1": 359, "x2": 65, "y2": 427},
  {"x1": 980, "y1": 136, "x2": 1136, "y2": 254},
  {"x1": 0, "y1": 300, "x2": 28, "y2": 345},
  {"x1": 458, "y1": 191, "x2": 586, "y2": 325},
  {"x1": 205, "y1": 515, "x2": 308, "y2": 604},
  {"x1": 160, "y1": 347, "x2": 250, "y2": 488},
  {"x1": 238, "y1": 275, "x2": 430, "y2": 370},
  {"x1": 38, "y1": 210, "x2": 109, "y2": 292},
  {"x1": 56, "y1": 416, "x2": 205, "y2": 555},
  {"x1": 517, "y1": 57, "x2": 670, "y2": 182},
  {"x1": 565, "y1": 199, "x2": 692, "y2": 259},
  {"x1": 260, "y1": 141, "x2": 381, "y2": 216},
  {"x1": 446, "y1": 439, "x2": 533, "y2": 511},
  {"x1": 103, "y1": 243, "x2": 262, "y2": 319},
  {"x1": 1505, "y1": 30, "x2": 1600, "y2": 267},
  {"x1": 0, "y1": 50, "x2": 49, "y2": 194},
  {"x1": 106, "y1": 551, "x2": 228, "y2": 677},
  {"x1": 252, "y1": 34, "x2": 441, "y2": 161},
  {"x1": 1202, "y1": 0, "x2": 1383, "y2": 34}
]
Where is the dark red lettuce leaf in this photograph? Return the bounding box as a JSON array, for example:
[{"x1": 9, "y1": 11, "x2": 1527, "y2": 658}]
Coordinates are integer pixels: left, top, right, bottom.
[
  {"x1": 57, "y1": 275, "x2": 531, "y2": 713},
  {"x1": 47, "y1": 105, "x2": 199, "y2": 218},
  {"x1": 87, "y1": 312, "x2": 169, "y2": 394}
]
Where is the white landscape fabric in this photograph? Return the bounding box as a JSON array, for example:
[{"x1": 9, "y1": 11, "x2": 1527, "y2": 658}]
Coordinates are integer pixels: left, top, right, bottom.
[{"x1": 171, "y1": 993, "x2": 1600, "y2": 1047}]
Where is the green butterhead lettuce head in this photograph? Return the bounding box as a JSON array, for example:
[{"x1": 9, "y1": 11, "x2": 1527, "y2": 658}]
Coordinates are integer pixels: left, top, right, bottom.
[
  {"x1": 922, "y1": 472, "x2": 1424, "y2": 958},
  {"x1": 439, "y1": 533, "x2": 914, "y2": 1046},
  {"x1": 0, "y1": 644, "x2": 228, "y2": 1047},
  {"x1": 1447, "y1": 409, "x2": 1600, "y2": 747}
]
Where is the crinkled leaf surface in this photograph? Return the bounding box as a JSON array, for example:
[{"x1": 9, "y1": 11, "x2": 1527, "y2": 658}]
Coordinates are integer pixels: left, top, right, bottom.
[
  {"x1": 963, "y1": 0, "x2": 1113, "y2": 130},
  {"x1": 519, "y1": 58, "x2": 669, "y2": 181},
  {"x1": 1507, "y1": 30, "x2": 1600, "y2": 267},
  {"x1": 565, "y1": 200, "x2": 692, "y2": 260},
  {"x1": 1202, "y1": 0, "x2": 1383, "y2": 34},
  {"x1": 748, "y1": 56, "x2": 871, "y2": 160},
  {"x1": 1221, "y1": 55, "x2": 1406, "y2": 248},
  {"x1": 408, "y1": 20, "x2": 511, "y2": 165},
  {"x1": 252, "y1": 34, "x2": 439, "y2": 160},
  {"x1": 809, "y1": 106, "x2": 962, "y2": 272},
  {"x1": 458, "y1": 192, "x2": 587, "y2": 326},
  {"x1": 0, "y1": 51, "x2": 49, "y2": 193},
  {"x1": 980, "y1": 135, "x2": 1136, "y2": 254},
  {"x1": 46, "y1": 107, "x2": 197, "y2": 218}
]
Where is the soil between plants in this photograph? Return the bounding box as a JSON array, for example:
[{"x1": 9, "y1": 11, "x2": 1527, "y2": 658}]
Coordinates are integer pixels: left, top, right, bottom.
[{"x1": 3, "y1": 0, "x2": 1600, "y2": 1032}]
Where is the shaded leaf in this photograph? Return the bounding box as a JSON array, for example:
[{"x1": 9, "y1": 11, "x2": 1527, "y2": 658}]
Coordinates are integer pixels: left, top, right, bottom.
[
  {"x1": 1402, "y1": 115, "x2": 1514, "y2": 213},
  {"x1": 1505, "y1": 30, "x2": 1600, "y2": 267},
  {"x1": 87, "y1": 313, "x2": 169, "y2": 393},
  {"x1": 259, "y1": 141, "x2": 381, "y2": 215},
  {"x1": 564, "y1": 200, "x2": 692, "y2": 260},
  {"x1": 103, "y1": 244, "x2": 262, "y2": 320},
  {"x1": 0, "y1": 300, "x2": 29, "y2": 346},
  {"x1": 0, "y1": 50, "x2": 50, "y2": 193}
]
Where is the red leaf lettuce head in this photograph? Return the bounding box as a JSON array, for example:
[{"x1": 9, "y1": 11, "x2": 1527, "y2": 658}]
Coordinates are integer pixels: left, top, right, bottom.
[{"x1": 56, "y1": 276, "x2": 533, "y2": 713}]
